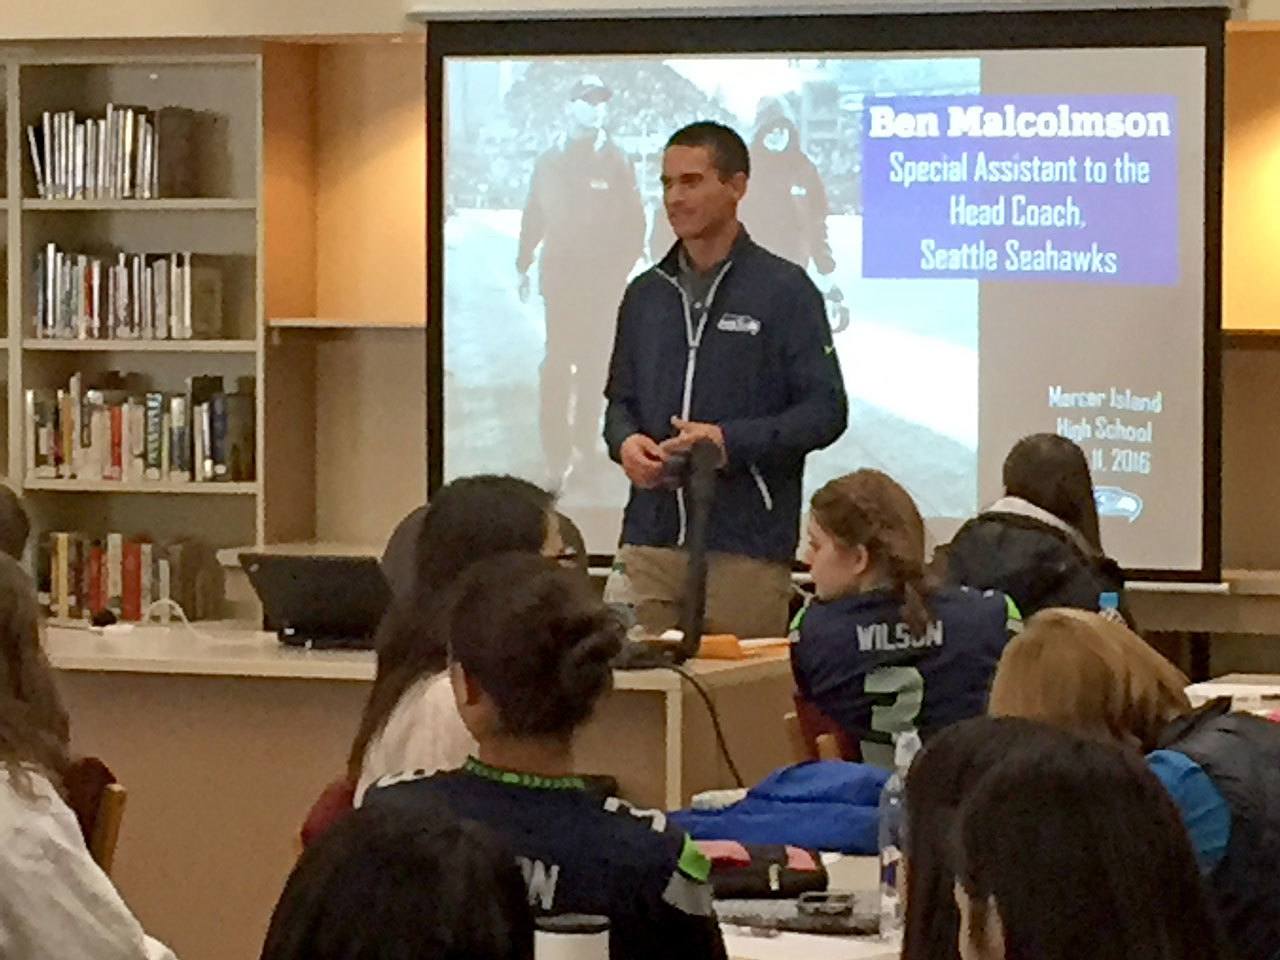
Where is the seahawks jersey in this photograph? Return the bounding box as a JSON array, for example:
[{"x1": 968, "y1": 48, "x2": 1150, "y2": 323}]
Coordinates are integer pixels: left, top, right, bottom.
[
  {"x1": 791, "y1": 586, "x2": 1020, "y2": 768},
  {"x1": 365, "y1": 758, "x2": 726, "y2": 960}
]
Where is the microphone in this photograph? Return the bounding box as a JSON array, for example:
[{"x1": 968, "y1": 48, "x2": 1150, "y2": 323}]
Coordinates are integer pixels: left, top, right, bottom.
[{"x1": 675, "y1": 439, "x2": 719, "y2": 663}]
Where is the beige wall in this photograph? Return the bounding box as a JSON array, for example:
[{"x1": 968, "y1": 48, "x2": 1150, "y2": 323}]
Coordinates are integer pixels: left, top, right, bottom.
[
  {"x1": 1223, "y1": 30, "x2": 1280, "y2": 329},
  {"x1": 314, "y1": 329, "x2": 427, "y2": 546},
  {"x1": 315, "y1": 44, "x2": 427, "y2": 327},
  {"x1": 0, "y1": 1, "x2": 419, "y2": 40}
]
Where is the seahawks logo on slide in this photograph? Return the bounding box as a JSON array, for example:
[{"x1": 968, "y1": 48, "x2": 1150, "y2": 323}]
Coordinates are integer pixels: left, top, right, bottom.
[{"x1": 1095, "y1": 486, "x2": 1143, "y2": 523}]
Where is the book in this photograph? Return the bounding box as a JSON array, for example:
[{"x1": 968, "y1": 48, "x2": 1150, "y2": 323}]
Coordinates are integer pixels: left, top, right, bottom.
[
  {"x1": 223, "y1": 391, "x2": 256, "y2": 482},
  {"x1": 27, "y1": 125, "x2": 46, "y2": 199},
  {"x1": 140, "y1": 542, "x2": 154, "y2": 618},
  {"x1": 168, "y1": 396, "x2": 190, "y2": 482},
  {"x1": 187, "y1": 257, "x2": 224, "y2": 339},
  {"x1": 26, "y1": 389, "x2": 58, "y2": 479},
  {"x1": 122, "y1": 540, "x2": 142, "y2": 621},
  {"x1": 144, "y1": 392, "x2": 164, "y2": 480},
  {"x1": 106, "y1": 533, "x2": 124, "y2": 617}
]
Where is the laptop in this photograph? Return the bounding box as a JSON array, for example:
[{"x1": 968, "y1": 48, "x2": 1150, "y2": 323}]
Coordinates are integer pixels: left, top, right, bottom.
[{"x1": 240, "y1": 553, "x2": 391, "y2": 650}]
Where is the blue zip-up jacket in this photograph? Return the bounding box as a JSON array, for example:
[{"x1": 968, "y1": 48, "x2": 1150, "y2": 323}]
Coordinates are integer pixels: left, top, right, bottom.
[{"x1": 603, "y1": 228, "x2": 847, "y2": 563}]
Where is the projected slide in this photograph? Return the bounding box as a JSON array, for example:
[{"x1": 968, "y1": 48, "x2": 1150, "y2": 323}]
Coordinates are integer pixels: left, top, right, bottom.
[{"x1": 441, "y1": 46, "x2": 1207, "y2": 571}]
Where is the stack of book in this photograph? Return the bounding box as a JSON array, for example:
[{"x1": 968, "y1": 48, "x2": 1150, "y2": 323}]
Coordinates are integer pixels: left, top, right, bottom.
[
  {"x1": 26, "y1": 373, "x2": 255, "y2": 484},
  {"x1": 27, "y1": 105, "x2": 215, "y2": 201},
  {"x1": 38, "y1": 531, "x2": 223, "y2": 622},
  {"x1": 32, "y1": 245, "x2": 223, "y2": 340}
]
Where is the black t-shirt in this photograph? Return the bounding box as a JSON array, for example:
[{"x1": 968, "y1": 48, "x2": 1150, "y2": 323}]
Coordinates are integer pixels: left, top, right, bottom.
[{"x1": 365, "y1": 759, "x2": 726, "y2": 960}]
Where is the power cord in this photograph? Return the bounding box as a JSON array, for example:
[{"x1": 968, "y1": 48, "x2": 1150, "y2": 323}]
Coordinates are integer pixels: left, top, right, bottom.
[{"x1": 660, "y1": 663, "x2": 746, "y2": 790}]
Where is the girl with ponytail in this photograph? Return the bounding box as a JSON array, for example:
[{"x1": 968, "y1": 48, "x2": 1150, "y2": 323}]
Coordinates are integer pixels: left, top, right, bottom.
[{"x1": 791, "y1": 470, "x2": 1021, "y2": 768}]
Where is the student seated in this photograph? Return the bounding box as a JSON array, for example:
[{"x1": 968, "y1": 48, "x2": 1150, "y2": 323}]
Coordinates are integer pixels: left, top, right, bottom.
[
  {"x1": 790, "y1": 469, "x2": 1020, "y2": 767},
  {"x1": 350, "y1": 475, "x2": 566, "y2": 805},
  {"x1": 0, "y1": 555, "x2": 176, "y2": 960},
  {"x1": 936, "y1": 433, "x2": 1126, "y2": 618},
  {"x1": 989, "y1": 609, "x2": 1280, "y2": 960},
  {"x1": 365, "y1": 553, "x2": 726, "y2": 960},
  {"x1": 262, "y1": 803, "x2": 533, "y2": 960},
  {"x1": 902, "y1": 716, "x2": 1047, "y2": 960},
  {"x1": 952, "y1": 721, "x2": 1226, "y2": 960}
]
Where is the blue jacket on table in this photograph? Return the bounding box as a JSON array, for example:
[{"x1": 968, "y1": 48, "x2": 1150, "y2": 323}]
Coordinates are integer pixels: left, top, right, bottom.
[
  {"x1": 603, "y1": 229, "x2": 847, "y2": 564},
  {"x1": 791, "y1": 586, "x2": 1020, "y2": 767}
]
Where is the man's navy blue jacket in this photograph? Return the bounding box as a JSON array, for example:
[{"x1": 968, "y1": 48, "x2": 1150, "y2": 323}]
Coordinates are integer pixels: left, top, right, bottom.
[{"x1": 603, "y1": 229, "x2": 847, "y2": 563}]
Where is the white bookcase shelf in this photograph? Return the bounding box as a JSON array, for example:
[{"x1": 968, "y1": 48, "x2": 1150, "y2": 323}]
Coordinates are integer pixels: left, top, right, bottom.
[
  {"x1": 3, "y1": 50, "x2": 269, "y2": 564},
  {"x1": 24, "y1": 479, "x2": 259, "y2": 495},
  {"x1": 23, "y1": 198, "x2": 256, "y2": 212},
  {"x1": 23, "y1": 338, "x2": 258, "y2": 353}
]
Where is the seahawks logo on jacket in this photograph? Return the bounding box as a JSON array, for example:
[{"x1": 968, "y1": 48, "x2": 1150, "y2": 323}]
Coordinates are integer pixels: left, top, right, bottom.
[{"x1": 717, "y1": 313, "x2": 762, "y2": 336}]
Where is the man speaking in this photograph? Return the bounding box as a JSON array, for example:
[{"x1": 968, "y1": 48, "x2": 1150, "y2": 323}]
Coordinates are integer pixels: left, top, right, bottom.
[{"x1": 604, "y1": 121, "x2": 848, "y2": 639}]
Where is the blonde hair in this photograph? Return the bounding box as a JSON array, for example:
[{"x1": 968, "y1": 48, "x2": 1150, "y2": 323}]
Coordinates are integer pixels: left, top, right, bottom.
[{"x1": 988, "y1": 608, "x2": 1189, "y2": 751}]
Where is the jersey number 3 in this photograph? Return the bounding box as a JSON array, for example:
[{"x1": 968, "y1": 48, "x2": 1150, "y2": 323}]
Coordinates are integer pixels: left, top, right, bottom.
[{"x1": 862, "y1": 666, "x2": 924, "y2": 767}]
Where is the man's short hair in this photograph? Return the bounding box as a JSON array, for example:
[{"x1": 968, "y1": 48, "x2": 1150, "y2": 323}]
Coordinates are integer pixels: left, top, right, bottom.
[
  {"x1": 0, "y1": 486, "x2": 29, "y2": 561},
  {"x1": 666, "y1": 121, "x2": 750, "y2": 181}
]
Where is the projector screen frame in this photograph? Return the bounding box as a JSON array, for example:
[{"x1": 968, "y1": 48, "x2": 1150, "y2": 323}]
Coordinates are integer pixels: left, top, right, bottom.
[{"x1": 425, "y1": 6, "x2": 1227, "y2": 581}]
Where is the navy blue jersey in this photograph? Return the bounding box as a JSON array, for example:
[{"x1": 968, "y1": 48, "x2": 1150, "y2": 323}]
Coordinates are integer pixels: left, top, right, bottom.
[
  {"x1": 365, "y1": 759, "x2": 725, "y2": 960},
  {"x1": 791, "y1": 586, "x2": 1020, "y2": 767}
]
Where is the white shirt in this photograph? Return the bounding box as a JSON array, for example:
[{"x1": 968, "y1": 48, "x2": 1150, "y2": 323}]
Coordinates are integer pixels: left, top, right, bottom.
[
  {"x1": 354, "y1": 671, "x2": 477, "y2": 805},
  {"x1": 0, "y1": 766, "x2": 176, "y2": 960}
]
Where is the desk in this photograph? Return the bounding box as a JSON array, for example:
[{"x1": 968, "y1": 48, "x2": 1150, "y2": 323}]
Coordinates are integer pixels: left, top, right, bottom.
[
  {"x1": 1128, "y1": 570, "x2": 1280, "y2": 680},
  {"x1": 46, "y1": 623, "x2": 795, "y2": 960}
]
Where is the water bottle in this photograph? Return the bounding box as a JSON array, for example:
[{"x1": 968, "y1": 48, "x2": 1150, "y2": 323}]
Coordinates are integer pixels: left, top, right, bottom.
[
  {"x1": 878, "y1": 729, "x2": 922, "y2": 942},
  {"x1": 535, "y1": 915, "x2": 610, "y2": 960},
  {"x1": 1099, "y1": 591, "x2": 1125, "y2": 624},
  {"x1": 602, "y1": 559, "x2": 637, "y2": 631}
]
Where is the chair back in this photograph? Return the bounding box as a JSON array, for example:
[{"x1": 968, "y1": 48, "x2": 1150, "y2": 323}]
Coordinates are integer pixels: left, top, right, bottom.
[
  {"x1": 789, "y1": 694, "x2": 860, "y2": 762},
  {"x1": 89, "y1": 783, "x2": 128, "y2": 874}
]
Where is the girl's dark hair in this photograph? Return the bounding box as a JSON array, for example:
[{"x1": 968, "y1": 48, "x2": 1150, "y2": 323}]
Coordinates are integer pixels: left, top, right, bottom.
[
  {"x1": 955, "y1": 730, "x2": 1226, "y2": 960},
  {"x1": 1002, "y1": 433, "x2": 1102, "y2": 552},
  {"x1": 261, "y1": 802, "x2": 534, "y2": 960},
  {"x1": 446, "y1": 553, "x2": 623, "y2": 740},
  {"x1": 0, "y1": 554, "x2": 70, "y2": 793},
  {"x1": 349, "y1": 476, "x2": 554, "y2": 777},
  {"x1": 810, "y1": 469, "x2": 935, "y2": 636},
  {"x1": 902, "y1": 716, "x2": 1051, "y2": 960}
]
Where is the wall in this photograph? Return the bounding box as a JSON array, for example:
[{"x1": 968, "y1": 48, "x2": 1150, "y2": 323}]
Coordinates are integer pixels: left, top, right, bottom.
[
  {"x1": 0, "y1": 0, "x2": 1246, "y2": 41},
  {"x1": 1223, "y1": 30, "x2": 1280, "y2": 329},
  {"x1": 314, "y1": 329, "x2": 427, "y2": 546},
  {"x1": 314, "y1": 43, "x2": 426, "y2": 326}
]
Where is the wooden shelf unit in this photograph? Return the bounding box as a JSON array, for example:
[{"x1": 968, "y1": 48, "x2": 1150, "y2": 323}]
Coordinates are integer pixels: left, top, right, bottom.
[{"x1": 2, "y1": 50, "x2": 269, "y2": 555}]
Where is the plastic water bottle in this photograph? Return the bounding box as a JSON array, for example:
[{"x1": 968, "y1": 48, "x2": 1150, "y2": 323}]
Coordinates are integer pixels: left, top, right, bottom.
[
  {"x1": 535, "y1": 915, "x2": 610, "y2": 959},
  {"x1": 878, "y1": 729, "x2": 922, "y2": 942},
  {"x1": 1099, "y1": 591, "x2": 1125, "y2": 624},
  {"x1": 602, "y1": 559, "x2": 637, "y2": 631}
]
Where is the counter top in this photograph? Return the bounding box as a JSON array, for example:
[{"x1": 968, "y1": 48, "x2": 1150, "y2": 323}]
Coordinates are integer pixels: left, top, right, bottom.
[{"x1": 44, "y1": 621, "x2": 792, "y2": 689}]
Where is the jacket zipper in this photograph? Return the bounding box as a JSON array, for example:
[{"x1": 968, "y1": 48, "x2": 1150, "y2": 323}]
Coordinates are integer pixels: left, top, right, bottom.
[
  {"x1": 659, "y1": 261, "x2": 733, "y2": 544},
  {"x1": 749, "y1": 464, "x2": 774, "y2": 512}
]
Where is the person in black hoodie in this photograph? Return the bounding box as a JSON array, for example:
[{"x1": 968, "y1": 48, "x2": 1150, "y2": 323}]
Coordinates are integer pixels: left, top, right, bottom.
[
  {"x1": 936, "y1": 433, "x2": 1126, "y2": 619},
  {"x1": 791, "y1": 469, "x2": 1019, "y2": 768}
]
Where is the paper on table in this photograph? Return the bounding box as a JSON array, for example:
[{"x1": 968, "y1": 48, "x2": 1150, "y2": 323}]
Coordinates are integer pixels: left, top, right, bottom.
[{"x1": 722, "y1": 929, "x2": 898, "y2": 960}]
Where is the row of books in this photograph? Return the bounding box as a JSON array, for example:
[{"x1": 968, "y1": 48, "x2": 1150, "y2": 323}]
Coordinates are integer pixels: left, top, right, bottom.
[
  {"x1": 38, "y1": 532, "x2": 223, "y2": 622},
  {"x1": 27, "y1": 373, "x2": 255, "y2": 484},
  {"x1": 33, "y1": 245, "x2": 224, "y2": 341},
  {"x1": 27, "y1": 105, "x2": 216, "y2": 201}
]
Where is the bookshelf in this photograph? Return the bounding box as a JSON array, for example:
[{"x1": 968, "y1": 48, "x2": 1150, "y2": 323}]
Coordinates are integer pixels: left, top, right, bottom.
[{"x1": 1, "y1": 49, "x2": 269, "y2": 589}]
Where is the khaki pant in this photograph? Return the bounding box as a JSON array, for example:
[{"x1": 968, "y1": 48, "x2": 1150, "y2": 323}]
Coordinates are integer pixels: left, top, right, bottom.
[{"x1": 618, "y1": 544, "x2": 792, "y2": 640}]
